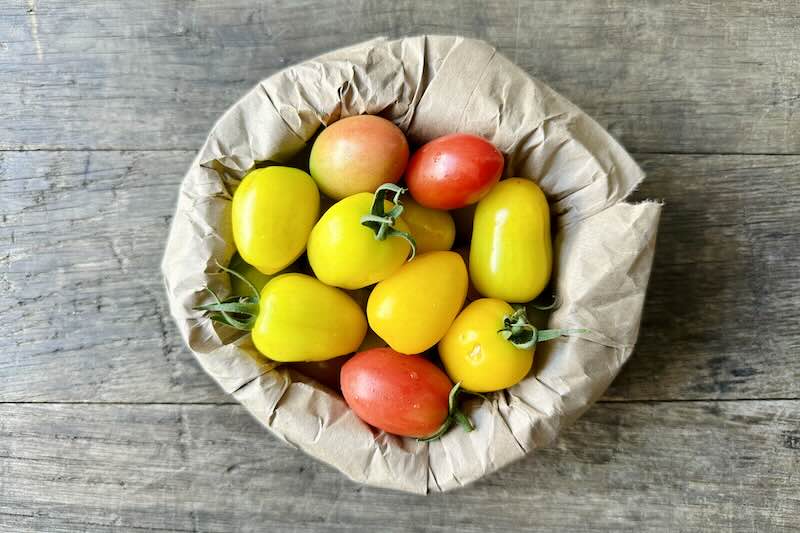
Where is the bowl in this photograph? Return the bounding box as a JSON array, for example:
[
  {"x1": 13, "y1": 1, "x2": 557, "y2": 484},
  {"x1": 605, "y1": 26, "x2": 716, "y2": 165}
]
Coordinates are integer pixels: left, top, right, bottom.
[{"x1": 162, "y1": 35, "x2": 661, "y2": 494}]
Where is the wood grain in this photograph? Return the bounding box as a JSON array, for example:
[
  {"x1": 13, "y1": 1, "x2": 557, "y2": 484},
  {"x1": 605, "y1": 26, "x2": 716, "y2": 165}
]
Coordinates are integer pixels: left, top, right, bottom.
[
  {"x1": 2, "y1": 151, "x2": 798, "y2": 402},
  {"x1": 1, "y1": 0, "x2": 798, "y2": 154},
  {"x1": 0, "y1": 150, "x2": 226, "y2": 403},
  {"x1": 1, "y1": 401, "x2": 798, "y2": 532},
  {"x1": 2, "y1": 2, "x2": 799, "y2": 529},
  {"x1": 610, "y1": 154, "x2": 800, "y2": 400}
]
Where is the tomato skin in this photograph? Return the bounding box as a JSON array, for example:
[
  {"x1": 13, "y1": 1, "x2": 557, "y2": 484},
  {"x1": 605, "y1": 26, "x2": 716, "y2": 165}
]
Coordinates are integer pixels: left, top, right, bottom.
[
  {"x1": 341, "y1": 348, "x2": 452, "y2": 438},
  {"x1": 406, "y1": 133, "x2": 504, "y2": 209},
  {"x1": 439, "y1": 298, "x2": 533, "y2": 392},
  {"x1": 252, "y1": 274, "x2": 367, "y2": 362},
  {"x1": 367, "y1": 251, "x2": 467, "y2": 354},
  {"x1": 400, "y1": 198, "x2": 455, "y2": 254},
  {"x1": 307, "y1": 194, "x2": 411, "y2": 290},
  {"x1": 470, "y1": 178, "x2": 552, "y2": 303},
  {"x1": 232, "y1": 166, "x2": 319, "y2": 275},
  {"x1": 310, "y1": 115, "x2": 409, "y2": 200}
]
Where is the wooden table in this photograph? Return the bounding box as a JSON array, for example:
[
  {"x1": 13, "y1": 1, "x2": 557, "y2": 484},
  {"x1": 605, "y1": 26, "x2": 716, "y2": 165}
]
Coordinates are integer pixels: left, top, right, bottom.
[{"x1": 2, "y1": 1, "x2": 798, "y2": 531}]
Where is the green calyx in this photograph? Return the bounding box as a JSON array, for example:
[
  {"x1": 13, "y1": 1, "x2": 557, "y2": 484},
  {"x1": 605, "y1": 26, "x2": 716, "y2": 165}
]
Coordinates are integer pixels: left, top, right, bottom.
[
  {"x1": 498, "y1": 306, "x2": 589, "y2": 350},
  {"x1": 360, "y1": 183, "x2": 417, "y2": 261},
  {"x1": 418, "y1": 383, "x2": 475, "y2": 442},
  {"x1": 193, "y1": 262, "x2": 260, "y2": 331}
]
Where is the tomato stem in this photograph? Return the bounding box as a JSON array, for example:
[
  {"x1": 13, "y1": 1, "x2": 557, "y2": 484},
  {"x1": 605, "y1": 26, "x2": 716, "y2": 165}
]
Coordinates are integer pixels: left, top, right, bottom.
[
  {"x1": 193, "y1": 262, "x2": 261, "y2": 331},
  {"x1": 417, "y1": 382, "x2": 474, "y2": 442},
  {"x1": 499, "y1": 307, "x2": 588, "y2": 349},
  {"x1": 360, "y1": 183, "x2": 417, "y2": 261}
]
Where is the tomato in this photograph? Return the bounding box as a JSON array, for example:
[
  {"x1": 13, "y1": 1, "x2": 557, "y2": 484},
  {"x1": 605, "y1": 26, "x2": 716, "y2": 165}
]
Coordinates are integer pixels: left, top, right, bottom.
[
  {"x1": 196, "y1": 272, "x2": 367, "y2": 362},
  {"x1": 367, "y1": 251, "x2": 467, "y2": 354},
  {"x1": 439, "y1": 299, "x2": 583, "y2": 392},
  {"x1": 405, "y1": 133, "x2": 504, "y2": 209},
  {"x1": 400, "y1": 198, "x2": 455, "y2": 254},
  {"x1": 439, "y1": 299, "x2": 533, "y2": 392},
  {"x1": 232, "y1": 166, "x2": 319, "y2": 275},
  {"x1": 341, "y1": 348, "x2": 472, "y2": 439},
  {"x1": 470, "y1": 178, "x2": 552, "y2": 303},
  {"x1": 309, "y1": 115, "x2": 409, "y2": 200},
  {"x1": 307, "y1": 184, "x2": 414, "y2": 290}
]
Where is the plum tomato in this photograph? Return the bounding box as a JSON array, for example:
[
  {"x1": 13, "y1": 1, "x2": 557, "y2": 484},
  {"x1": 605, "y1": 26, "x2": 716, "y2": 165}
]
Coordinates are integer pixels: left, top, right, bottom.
[
  {"x1": 231, "y1": 166, "x2": 319, "y2": 275},
  {"x1": 439, "y1": 299, "x2": 587, "y2": 392},
  {"x1": 367, "y1": 251, "x2": 467, "y2": 354},
  {"x1": 309, "y1": 115, "x2": 409, "y2": 200},
  {"x1": 470, "y1": 178, "x2": 552, "y2": 303},
  {"x1": 307, "y1": 184, "x2": 415, "y2": 290},
  {"x1": 340, "y1": 348, "x2": 473, "y2": 439},
  {"x1": 196, "y1": 272, "x2": 367, "y2": 362},
  {"x1": 405, "y1": 133, "x2": 504, "y2": 209}
]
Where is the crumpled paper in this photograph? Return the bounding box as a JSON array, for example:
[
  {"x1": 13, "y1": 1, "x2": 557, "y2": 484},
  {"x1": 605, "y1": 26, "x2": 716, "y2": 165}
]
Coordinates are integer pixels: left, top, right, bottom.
[{"x1": 162, "y1": 35, "x2": 661, "y2": 494}]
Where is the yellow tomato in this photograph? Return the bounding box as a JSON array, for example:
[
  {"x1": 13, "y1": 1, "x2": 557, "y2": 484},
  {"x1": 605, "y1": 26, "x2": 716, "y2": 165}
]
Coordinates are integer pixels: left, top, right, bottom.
[
  {"x1": 307, "y1": 188, "x2": 412, "y2": 290},
  {"x1": 400, "y1": 198, "x2": 455, "y2": 254},
  {"x1": 439, "y1": 299, "x2": 534, "y2": 392},
  {"x1": 367, "y1": 251, "x2": 467, "y2": 353},
  {"x1": 232, "y1": 166, "x2": 319, "y2": 275},
  {"x1": 470, "y1": 178, "x2": 552, "y2": 303},
  {"x1": 253, "y1": 274, "x2": 367, "y2": 362},
  {"x1": 439, "y1": 298, "x2": 584, "y2": 392}
]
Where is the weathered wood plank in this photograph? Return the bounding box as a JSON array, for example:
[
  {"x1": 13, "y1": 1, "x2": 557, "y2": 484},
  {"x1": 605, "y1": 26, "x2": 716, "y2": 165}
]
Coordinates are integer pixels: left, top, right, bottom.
[
  {"x1": 611, "y1": 154, "x2": 800, "y2": 400},
  {"x1": 2, "y1": 151, "x2": 799, "y2": 402},
  {"x1": 1, "y1": 402, "x2": 798, "y2": 532},
  {"x1": 0, "y1": 150, "x2": 227, "y2": 402},
  {"x1": 0, "y1": 0, "x2": 798, "y2": 154}
]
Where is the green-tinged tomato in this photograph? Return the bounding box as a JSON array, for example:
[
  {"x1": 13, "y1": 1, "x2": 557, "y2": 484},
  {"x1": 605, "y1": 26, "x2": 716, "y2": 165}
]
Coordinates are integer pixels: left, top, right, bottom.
[
  {"x1": 470, "y1": 178, "x2": 552, "y2": 303},
  {"x1": 367, "y1": 251, "x2": 467, "y2": 354},
  {"x1": 232, "y1": 166, "x2": 319, "y2": 275},
  {"x1": 307, "y1": 184, "x2": 415, "y2": 290},
  {"x1": 439, "y1": 298, "x2": 585, "y2": 392},
  {"x1": 400, "y1": 198, "x2": 455, "y2": 254},
  {"x1": 309, "y1": 115, "x2": 409, "y2": 200},
  {"x1": 195, "y1": 272, "x2": 367, "y2": 362}
]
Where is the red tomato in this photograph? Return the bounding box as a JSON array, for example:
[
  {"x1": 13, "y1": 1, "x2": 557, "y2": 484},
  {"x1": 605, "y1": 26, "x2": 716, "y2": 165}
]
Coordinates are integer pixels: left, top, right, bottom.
[
  {"x1": 405, "y1": 133, "x2": 504, "y2": 209},
  {"x1": 341, "y1": 348, "x2": 452, "y2": 438}
]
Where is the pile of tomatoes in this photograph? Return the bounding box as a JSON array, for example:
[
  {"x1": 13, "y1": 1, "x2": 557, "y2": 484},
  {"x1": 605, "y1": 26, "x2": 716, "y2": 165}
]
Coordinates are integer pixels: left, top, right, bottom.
[{"x1": 198, "y1": 115, "x2": 581, "y2": 441}]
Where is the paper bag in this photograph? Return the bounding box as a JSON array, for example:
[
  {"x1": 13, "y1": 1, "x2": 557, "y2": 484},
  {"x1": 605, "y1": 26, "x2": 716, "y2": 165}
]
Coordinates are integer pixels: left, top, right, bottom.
[{"x1": 162, "y1": 35, "x2": 661, "y2": 494}]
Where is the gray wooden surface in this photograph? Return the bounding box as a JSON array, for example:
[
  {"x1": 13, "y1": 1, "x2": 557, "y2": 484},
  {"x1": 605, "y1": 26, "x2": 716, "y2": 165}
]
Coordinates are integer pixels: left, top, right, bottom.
[{"x1": 1, "y1": 1, "x2": 798, "y2": 531}]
